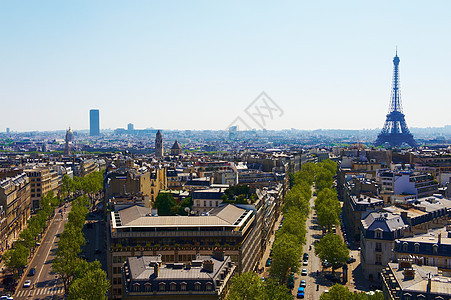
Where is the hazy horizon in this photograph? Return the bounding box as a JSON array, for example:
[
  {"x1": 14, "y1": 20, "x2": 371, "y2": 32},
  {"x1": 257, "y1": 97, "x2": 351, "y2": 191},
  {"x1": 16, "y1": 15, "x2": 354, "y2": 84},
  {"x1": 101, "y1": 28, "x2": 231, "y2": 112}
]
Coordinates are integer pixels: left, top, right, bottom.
[{"x1": 2, "y1": 1, "x2": 450, "y2": 132}]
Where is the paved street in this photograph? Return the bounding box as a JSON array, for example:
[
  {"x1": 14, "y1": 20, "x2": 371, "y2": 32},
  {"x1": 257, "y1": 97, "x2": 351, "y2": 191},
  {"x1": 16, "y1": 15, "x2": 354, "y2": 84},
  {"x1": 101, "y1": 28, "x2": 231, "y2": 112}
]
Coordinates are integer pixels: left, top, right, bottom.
[{"x1": 14, "y1": 204, "x2": 71, "y2": 300}]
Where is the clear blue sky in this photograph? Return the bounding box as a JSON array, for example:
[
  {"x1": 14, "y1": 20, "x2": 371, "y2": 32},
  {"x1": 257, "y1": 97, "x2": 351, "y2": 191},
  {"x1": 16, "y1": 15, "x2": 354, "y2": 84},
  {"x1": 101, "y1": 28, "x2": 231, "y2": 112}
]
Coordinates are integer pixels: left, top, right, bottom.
[{"x1": 1, "y1": 1, "x2": 450, "y2": 132}]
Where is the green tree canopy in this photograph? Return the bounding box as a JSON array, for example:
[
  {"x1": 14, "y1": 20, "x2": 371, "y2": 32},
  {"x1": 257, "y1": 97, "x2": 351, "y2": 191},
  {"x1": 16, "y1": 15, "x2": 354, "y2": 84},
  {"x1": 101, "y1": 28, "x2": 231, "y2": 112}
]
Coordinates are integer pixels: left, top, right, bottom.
[
  {"x1": 314, "y1": 233, "x2": 349, "y2": 270},
  {"x1": 153, "y1": 192, "x2": 177, "y2": 216},
  {"x1": 270, "y1": 233, "x2": 301, "y2": 283}
]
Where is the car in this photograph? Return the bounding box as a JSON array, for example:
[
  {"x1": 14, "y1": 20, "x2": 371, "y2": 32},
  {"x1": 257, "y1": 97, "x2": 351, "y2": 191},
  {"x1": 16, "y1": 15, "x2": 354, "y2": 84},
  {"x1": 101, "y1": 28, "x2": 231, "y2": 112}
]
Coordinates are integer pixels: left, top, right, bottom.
[
  {"x1": 58, "y1": 209, "x2": 63, "y2": 213},
  {"x1": 28, "y1": 268, "x2": 36, "y2": 276},
  {"x1": 303, "y1": 253, "x2": 309, "y2": 260},
  {"x1": 95, "y1": 249, "x2": 102, "y2": 254},
  {"x1": 35, "y1": 242, "x2": 41, "y2": 246},
  {"x1": 346, "y1": 257, "x2": 356, "y2": 264},
  {"x1": 296, "y1": 287, "x2": 305, "y2": 298},
  {"x1": 56, "y1": 233, "x2": 61, "y2": 238},
  {"x1": 23, "y1": 280, "x2": 32, "y2": 288},
  {"x1": 65, "y1": 204, "x2": 68, "y2": 208},
  {"x1": 265, "y1": 258, "x2": 272, "y2": 267},
  {"x1": 303, "y1": 260, "x2": 308, "y2": 266},
  {"x1": 301, "y1": 268, "x2": 307, "y2": 276},
  {"x1": 322, "y1": 260, "x2": 331, "y2": 268},
  {"x1": 300, "y1": 280, "x2": 306, "y2": 287},
  {"x1": 0, "y1": 296, "x2": 14, "y2": 300}
]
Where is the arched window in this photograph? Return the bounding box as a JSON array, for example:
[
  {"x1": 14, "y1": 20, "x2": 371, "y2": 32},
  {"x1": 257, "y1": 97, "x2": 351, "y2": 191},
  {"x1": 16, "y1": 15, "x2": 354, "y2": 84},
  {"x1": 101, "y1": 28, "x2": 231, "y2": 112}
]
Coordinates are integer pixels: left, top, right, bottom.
[
  {"x1": 414, "y1": 243, "x2": 420, "y2": 252},
  {"x1": 403, "y1": 242, "x2": 408, "y2": 252},
  {"x1": 144, "y1": 283, "x2": 152, "y2": 292},
  {"x1": 206, "y1": 282, "x2": 213, "y2": 291},
  {"x1": 170, "y1": 282, "x2": 177, "y2": 291},
  {"x1": 159, "y1": 282, "x2": 166, "y2": 291},
  {"x1": 194, "y1": 282, "x2": 201, "y2": 291},
  {"x1": 433, "y1": 244, "x2": 438, "y2": 254},
  {"x1": 180, "y1": 282, "x2": 187, "y2": 291},
  {"x1": 133, "y1": 283, "x2": 140, "y2": 292}
]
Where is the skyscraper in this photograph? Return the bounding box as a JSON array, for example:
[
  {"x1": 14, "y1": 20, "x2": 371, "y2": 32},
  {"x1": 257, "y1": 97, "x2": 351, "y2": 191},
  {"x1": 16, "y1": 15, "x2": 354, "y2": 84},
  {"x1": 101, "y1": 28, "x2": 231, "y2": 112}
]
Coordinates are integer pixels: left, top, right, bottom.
[
  {"x1": 90, "y1": 109, "x2": 100, "y2": 136},
  {"x1": 155, "y1": 130, "x2": 163, "y2": 158}
]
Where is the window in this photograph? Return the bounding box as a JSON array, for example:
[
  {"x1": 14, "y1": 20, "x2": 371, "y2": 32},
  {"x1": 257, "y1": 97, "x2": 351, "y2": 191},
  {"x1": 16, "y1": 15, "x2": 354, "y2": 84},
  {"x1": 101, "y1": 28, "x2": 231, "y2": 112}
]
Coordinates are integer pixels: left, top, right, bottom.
[
  {"x1": 180, "y1": 282, "x2": 187, "y2": 291},
  {"x1": 206, "y1": 282, "x2": 213, "y2": 291},
  {"x1": 415, "y1": 243, "x2": 420, "y2": 252},
  {"x1": 375, "y1": 230, "x2": 382, "y2": 239},
  {"x1": 375, "y1": 254, "x2": 382, "y2": 265},
  {"x1": 375, "y1": 242, "x2": 382, "y2": 252},
  {"x1": 194, "y1": 282, "x2": 201, "y2": 291},
  {"x1": 159, "y1": 282, "x2": 166, "y2": 291},
  {"x1": 144, "y1": 283, "x2": 152, "y2": 292},
  {"x1": 170, "y1": 282, "x2": 177, "y2": 291},
  {"x1": 433, "y1": 244, "x2": 438, "y2": 254},
  {"x1": 203, "y1": 201, "x2": 206, "y2": 207},
  {"x1": 403, "y1": 242, "x2": 408, "y2": 252},
  {"x1": 133, "y1": 283, "x2": 140, "y2": 292}
]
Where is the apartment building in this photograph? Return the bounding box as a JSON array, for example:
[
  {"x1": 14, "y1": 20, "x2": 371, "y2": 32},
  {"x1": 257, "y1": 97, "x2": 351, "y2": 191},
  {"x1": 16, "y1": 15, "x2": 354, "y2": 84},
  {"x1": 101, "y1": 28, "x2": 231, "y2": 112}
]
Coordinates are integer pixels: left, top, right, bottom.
[
  {"x1": 25, "y1": 167, "x2": 59, "y2": 209},
  {"x1": 0, "y1": 173, "x2": 31, "y2": 251}
]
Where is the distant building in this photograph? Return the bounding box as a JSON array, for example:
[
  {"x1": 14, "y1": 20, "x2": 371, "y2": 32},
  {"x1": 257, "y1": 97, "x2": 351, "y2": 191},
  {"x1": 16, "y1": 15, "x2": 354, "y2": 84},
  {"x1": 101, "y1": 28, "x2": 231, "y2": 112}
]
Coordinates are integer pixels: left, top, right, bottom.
[
  {"x1": 192, "y1": 188, "x2": 226, "y2": 213},
  {"x1": 155, "y1": 130, "x2": 163, "y2": 158},
  {"x1": 170, "y1": 140, "x2": 182, "y2": 156},
  {"x1": 6, "y1": 128, "x2": 10, "y2": 134},
  {"x1": 90, "y1": 109, "x2": 100, "y2": 136},
  {"x1": 63, "y1": 127, "x2": 73, "y2": 156},
  {"x1": 25, "y1": 167, "x2": 59, "y2": 209},
  {"x1": 121, "y1": 251, "x2": 235, "y2": 299},
  {"x1": 127, "y1": 123, "x2": 134, "y2": 134}
]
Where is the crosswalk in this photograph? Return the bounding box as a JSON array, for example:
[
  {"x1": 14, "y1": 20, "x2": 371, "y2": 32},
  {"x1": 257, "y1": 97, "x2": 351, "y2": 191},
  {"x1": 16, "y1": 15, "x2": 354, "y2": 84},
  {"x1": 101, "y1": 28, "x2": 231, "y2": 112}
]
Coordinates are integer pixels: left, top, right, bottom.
[
  {"x1": 15, "y1": 286, "x2": 64, "y2": 297},
  {"x1": 54, "y1": 217, "x2": 68, "y2": 222}
]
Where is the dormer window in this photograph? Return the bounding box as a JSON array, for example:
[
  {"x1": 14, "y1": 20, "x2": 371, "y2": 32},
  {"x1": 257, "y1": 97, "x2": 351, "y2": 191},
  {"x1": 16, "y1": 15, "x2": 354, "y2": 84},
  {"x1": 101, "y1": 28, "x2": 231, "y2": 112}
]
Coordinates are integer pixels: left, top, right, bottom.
[
  {"x1": 194, "y1": 282, "x2": 201, "y2": 291},
  {"x1": 206, "y1": 282, "x2": 213, "y2": 291},
  {"x1": 144, "y1": 283, "x2": 152, "y2": 292},
  {"x1": 180, "y1": 282, "x2": 187, "y2": 291},
  {"x1": 133, "y1": 283, "x2": 140, "y2": 292},
  {"x1": 403, "y1": 242, "x2": 408, "y2": 252},
  {"x1": 375, "y1": 229, "x2": 382, "y2": 239},
  {"x1": 415, "y1": 243, "x2": 420, "y2": 253},
  {"x1": 433, "y1": 244, "x2": 438, "y2": 254},
  {"x1": 159, "y1": 282, "x2": 166, "y2": 291},
  {"x1": 170, "y1": 282, "x2": 177, "y2": 291}
]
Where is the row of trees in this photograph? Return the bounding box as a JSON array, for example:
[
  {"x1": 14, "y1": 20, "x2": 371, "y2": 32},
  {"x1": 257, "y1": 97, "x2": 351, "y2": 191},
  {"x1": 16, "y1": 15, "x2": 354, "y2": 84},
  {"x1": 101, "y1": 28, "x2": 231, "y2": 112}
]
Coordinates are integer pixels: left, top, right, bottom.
[
  {"x1": 3, "y1": 191, "x2": 60, "y2": 278},
  {"x1": 313, "y1": 160, "x2": 350, "y2": 273},
  {"x1": 52, "y1": 195, "x2": 109, "y2": 299},
  {"x1": 60, "y1": 171, "x2": 103, "y2": 206},
  {"x1": 227, "y1": 162, "x2": 318, "y2": 300}
]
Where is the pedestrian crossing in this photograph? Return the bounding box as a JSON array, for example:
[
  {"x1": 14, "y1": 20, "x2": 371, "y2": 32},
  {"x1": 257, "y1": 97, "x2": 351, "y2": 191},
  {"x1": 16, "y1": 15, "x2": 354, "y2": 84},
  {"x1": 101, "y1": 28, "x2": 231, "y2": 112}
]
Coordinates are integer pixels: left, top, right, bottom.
[
  {"x1": 54, "y1": 217, "x2": 68, "y2": 222},
  {"x1": 15, "y1": 286, "x2": 64, "y2": 297}
]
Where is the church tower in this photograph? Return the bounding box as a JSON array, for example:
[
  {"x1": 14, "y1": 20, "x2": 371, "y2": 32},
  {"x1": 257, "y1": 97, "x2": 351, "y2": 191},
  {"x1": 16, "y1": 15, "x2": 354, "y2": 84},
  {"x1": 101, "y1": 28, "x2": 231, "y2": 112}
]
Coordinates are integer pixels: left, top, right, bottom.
[{"x1": 155, "y1": 130, "x2": 163, "y2": 158}]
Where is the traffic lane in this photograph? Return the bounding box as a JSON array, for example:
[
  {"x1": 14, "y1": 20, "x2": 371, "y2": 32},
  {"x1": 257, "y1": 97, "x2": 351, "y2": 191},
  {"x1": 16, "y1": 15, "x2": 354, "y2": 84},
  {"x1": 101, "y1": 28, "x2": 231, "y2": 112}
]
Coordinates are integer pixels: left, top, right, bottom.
[{"x1": 15, "y1": 206, "x2": 70, "y2": 298}]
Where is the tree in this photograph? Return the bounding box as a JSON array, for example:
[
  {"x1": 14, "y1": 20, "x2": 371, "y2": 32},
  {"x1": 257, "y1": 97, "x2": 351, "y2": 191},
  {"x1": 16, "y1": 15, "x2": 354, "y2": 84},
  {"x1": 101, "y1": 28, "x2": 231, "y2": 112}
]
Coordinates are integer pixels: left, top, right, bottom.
[
  {"x1": 320, "y1": 284, "x2": 383, "y2": 300},
  {"x1": 314, "y1": 233, "x2": 349, "y2": 270},
  {"x1": 320, "y1": 284, "x2": 352, "y2": 300},
  {"x1": 279, "y1": 207, "x2": 307, "y2": 245},
  {"x1": 227, "y1": 272, "x2": 265, "y2": 300},
  {"x1": 315, "y1": 188, "x2": 340, "y2": 232},
  {"x1": 153, "y1": 193, "x2": 177, "y2": 216},
  {"x1": 69, "y1": 260, "x2": 109, "y2": 300},
  {"x1": 60, "y1": 174, "x2": 74, "y2": 200},
  {"x1": 3, "y1": 243, "x2": 29, "y2": 278},
  {"x1": 270, "y1": 233, "x2": 301, "y2": 283},
  {"x1": 263, "y1": 277, "x2": 293, "y2": 300},
  {"x1": 283, "y1": 184, "x2": 310, "y2": 217}
]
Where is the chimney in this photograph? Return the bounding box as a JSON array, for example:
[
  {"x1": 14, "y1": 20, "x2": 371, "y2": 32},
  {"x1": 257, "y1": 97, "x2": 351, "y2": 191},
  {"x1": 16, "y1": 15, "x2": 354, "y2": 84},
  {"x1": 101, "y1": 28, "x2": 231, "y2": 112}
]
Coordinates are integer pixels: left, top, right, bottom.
[
  {"x1": 212, "y1": 248, "x2": 225, "y2": 261},
  {"x1": 202, "y1": 260, "x2": 214, "y2": 273},
  {"x1": 153, "y1": 263, "x2": 159, "y2": 277},
  {"x1": 427, "y1": 273, "x2": 432, "y2": 293},
  {"x1": 438, "y1": 233, "x2": 442, "y2": 244}
]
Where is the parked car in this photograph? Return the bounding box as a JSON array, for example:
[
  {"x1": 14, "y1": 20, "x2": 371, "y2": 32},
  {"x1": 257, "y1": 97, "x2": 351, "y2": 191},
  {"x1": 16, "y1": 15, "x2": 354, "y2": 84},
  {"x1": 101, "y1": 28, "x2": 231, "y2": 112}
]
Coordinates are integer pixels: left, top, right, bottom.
[
  {"x1": 0, "y1": 295, "x2": 14, "y2": 300},
  {"x1": 301, "y1": 268, "x2": 307, "y2": 276},
  {"x1": 265, "y1": 258, "x2": 272, "y2": 267},
  {"x1": 346, "y1": 257, "x2": 356, "y2": 264},
  {"x1": 28, "y1": 268, "x2": 36, "y2": 276},
  {"x1": 296, "y1": 287, "x2": 305, "y2": 298},
  {"x1": 303, "y1": 253, "x2": 309, "y2": 260},
  {"x1": 300, "y1": 280, "x2": 306, "y2": 287},
  {"x1": 23, "y1": 280, "x2": 31, "y2": 288},
  {"x1": 303, "y1": 260, "x2": 308, "y2": 266}
]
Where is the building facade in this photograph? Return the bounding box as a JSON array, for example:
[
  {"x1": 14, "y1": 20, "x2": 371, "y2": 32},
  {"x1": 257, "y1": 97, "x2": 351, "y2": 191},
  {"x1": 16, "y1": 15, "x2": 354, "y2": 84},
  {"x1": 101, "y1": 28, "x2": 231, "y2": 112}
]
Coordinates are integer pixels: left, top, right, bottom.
[{"x1": 90, "y1": 109, "x2": 100, "y2": 136}]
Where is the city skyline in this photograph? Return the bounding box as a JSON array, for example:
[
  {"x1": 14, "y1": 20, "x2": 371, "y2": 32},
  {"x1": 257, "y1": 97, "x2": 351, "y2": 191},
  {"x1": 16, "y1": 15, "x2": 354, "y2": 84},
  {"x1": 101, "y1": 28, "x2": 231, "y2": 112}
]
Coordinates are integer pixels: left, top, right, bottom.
[{"x1": 1, "y1": 1, "x2": 451, "y2": 132}]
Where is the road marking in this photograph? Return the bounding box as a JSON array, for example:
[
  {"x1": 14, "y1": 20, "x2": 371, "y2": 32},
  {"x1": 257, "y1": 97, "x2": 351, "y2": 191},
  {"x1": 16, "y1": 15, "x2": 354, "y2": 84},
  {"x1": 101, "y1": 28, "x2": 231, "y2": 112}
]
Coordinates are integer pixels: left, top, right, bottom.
[{"x1": 36, "y1": 221, "x2": 62, "y2": 281}]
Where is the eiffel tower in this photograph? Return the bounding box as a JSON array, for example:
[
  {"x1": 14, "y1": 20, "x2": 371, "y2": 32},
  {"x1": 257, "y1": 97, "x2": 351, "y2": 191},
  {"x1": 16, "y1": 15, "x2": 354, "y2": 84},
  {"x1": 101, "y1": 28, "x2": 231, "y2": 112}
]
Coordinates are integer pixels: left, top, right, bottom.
[{"x1": 374, "y1": 51, "x2": 417, "y2": 148}]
